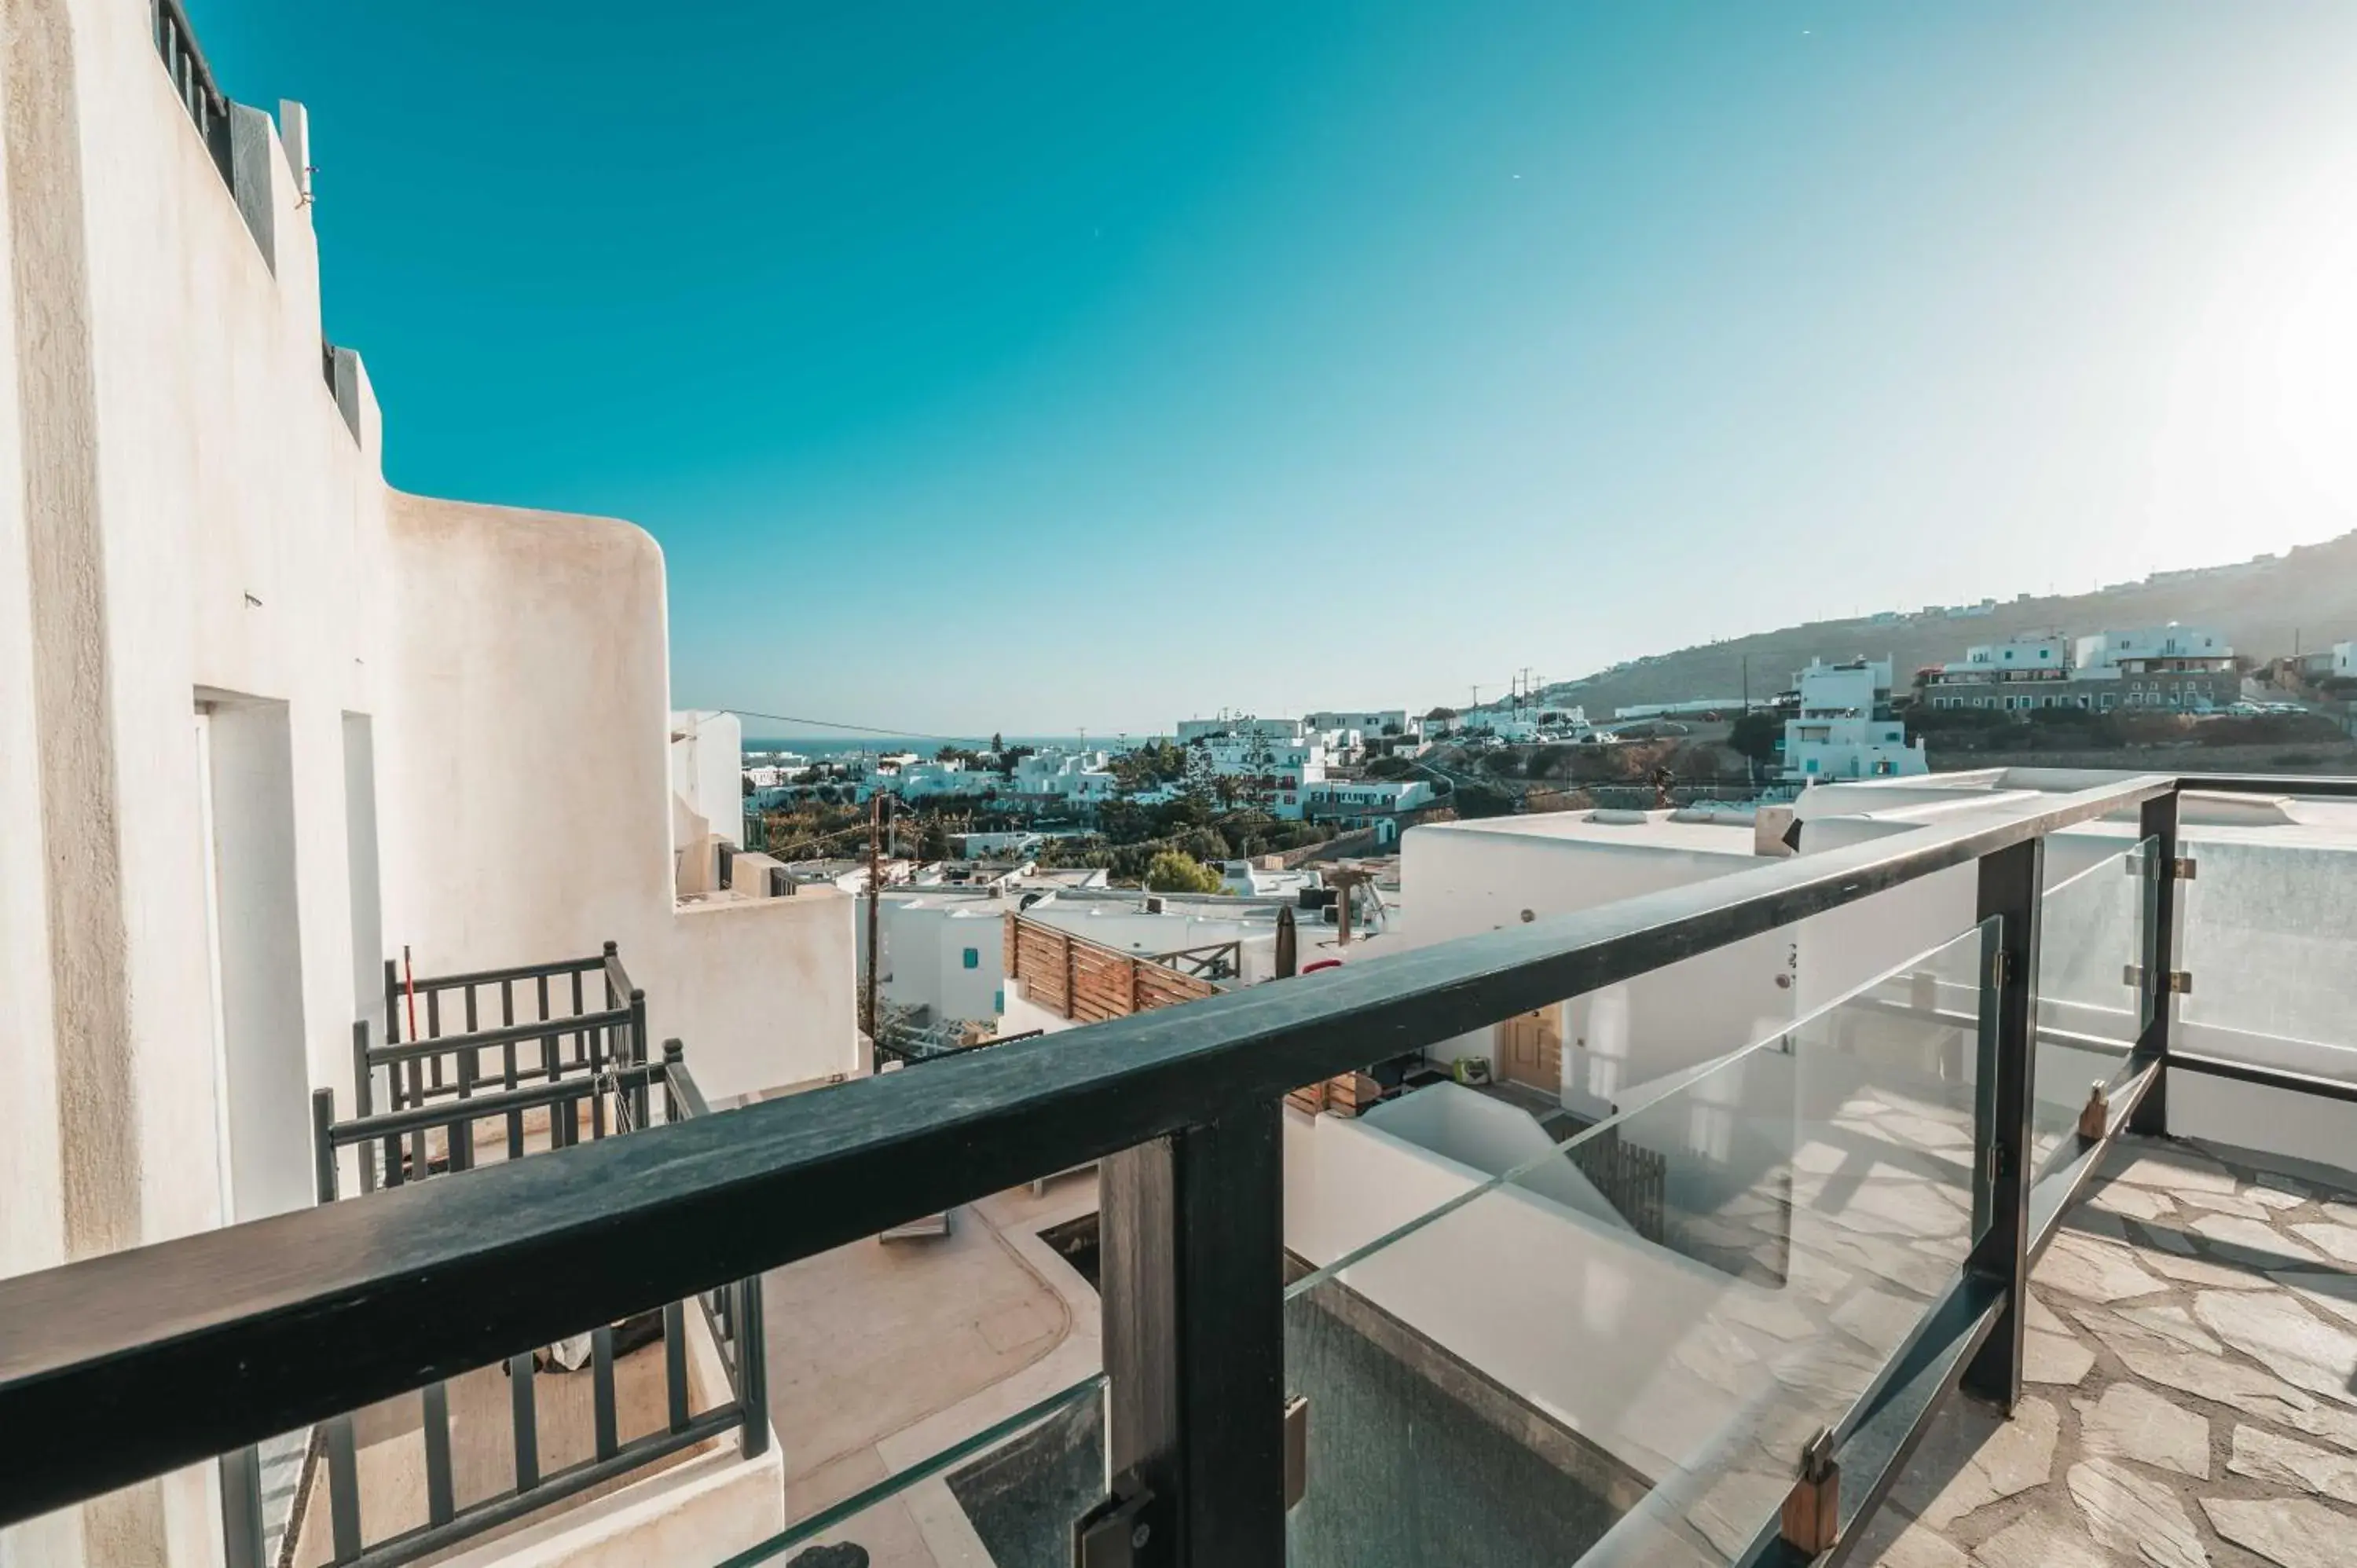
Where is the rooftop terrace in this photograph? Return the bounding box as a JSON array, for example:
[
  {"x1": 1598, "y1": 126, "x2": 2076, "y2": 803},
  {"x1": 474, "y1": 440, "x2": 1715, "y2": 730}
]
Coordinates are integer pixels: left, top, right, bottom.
[{"x1": 7, "y1": 771, "x2": 2357, "y2": 1568}]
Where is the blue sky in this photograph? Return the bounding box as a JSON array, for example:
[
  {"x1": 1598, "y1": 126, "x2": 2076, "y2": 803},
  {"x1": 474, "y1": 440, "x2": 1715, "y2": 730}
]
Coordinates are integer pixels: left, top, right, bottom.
[{"x1": 203, "y1": 2, "x2": 2357, "y2": 735}]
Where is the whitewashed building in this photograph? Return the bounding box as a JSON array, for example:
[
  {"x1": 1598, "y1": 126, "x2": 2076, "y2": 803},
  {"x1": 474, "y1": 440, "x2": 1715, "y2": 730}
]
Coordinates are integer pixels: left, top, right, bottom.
[
  {"x1": 0, "y1": 19, "x2": 850, "y2": 1563},
  {"x1": 1306, "y1": 709, "x2": 1417, "y2": 742},
  {"x1": 1010, "y1": 747, "x2": 1119, "y2": 801},
  {"x1": 1780, "y1": 659, "x2": 1927, "y2": 784},
  {"x1": 892, "y1": 757, "x2": 1002, "y2": 800},
  {"x1": 2073, "y1": 624, "x2": 2236, "y2": 710}
]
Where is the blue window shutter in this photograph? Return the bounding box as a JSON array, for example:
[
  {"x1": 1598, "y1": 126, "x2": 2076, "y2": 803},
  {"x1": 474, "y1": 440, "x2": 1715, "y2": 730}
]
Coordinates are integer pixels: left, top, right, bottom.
[{"x1": 963, "y1": 947, "x2": 980, "y2": 969}]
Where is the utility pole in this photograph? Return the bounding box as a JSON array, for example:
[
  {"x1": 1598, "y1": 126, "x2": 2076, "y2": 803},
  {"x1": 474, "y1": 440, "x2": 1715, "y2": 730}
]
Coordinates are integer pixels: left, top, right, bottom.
[
  {"x1": 862, "y1": 790, "x2": 889, "y2": 1045},
  {"x1": 1743, "y1": 655, "x2": 1751, "y2": 714}
]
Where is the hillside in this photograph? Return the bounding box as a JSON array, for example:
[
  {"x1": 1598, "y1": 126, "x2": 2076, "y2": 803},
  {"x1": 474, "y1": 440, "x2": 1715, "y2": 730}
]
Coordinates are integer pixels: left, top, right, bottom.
[{"x1": 1543, "y1": 533, "x2": 2357, "y2": 716}]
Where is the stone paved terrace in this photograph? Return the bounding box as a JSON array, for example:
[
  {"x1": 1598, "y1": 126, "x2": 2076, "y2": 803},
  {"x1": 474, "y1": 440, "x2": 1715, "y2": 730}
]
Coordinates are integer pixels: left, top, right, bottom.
[{"x1": 1853, "y1": 1137, "x2": 2357, "y2": 1568}]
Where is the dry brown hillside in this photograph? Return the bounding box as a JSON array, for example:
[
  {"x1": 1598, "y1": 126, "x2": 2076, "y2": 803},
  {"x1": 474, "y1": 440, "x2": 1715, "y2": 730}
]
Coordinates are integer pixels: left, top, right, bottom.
[{"x1": 1545, "y1": 532, "x2": 2357, "y2": 716}]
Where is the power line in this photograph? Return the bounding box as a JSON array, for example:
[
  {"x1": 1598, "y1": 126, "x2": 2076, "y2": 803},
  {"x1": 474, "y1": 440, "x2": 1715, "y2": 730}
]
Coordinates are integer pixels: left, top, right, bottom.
[{"x1": 716, "y1": 707, "x2": 966, "y2": 743}]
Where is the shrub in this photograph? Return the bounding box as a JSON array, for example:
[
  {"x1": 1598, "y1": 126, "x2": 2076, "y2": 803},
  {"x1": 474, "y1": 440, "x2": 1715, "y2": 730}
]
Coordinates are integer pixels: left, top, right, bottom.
[
  {"x1": 1143, "y1": 851, "x2": 1224, "y2": 894},
  {"x1": 1450, "y1": 782, "x2": 1519, "y2": 819}
]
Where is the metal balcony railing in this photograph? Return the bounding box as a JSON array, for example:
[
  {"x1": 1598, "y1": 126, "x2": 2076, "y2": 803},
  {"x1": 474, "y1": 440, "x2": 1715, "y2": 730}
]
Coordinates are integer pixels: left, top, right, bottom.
[
  {"x1": 209, "y1": 949, "x2": 762, "y2": 1568},
  {"x1": 152, "y1": 0, "x2": 233, "y2": 189},
  {"x1": 7, "y1": 774, "x2": 2357, "y2": 1566}
]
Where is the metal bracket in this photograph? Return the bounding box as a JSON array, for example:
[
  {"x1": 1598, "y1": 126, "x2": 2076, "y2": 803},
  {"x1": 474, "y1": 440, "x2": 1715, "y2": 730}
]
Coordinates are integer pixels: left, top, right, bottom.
[
  {"x1": 2128, "y1": 853, "x2": 2197, "y2": 881},
  {"x1": 1074, "y1": 1470, "x2": 1159, "y2": 1568},
  {"x1": 2124, "y1": 965, "x2": 2193, "y2": 995},
  {"x1": 1990, "y1": 948, "x2": 2011, "y2": 990},
  {"x1": 2078, "y1": 1080, "x2": 2110, "y2": 1141},
  {"x1": 1284, "y1": 1395, "x2": 1310, "y2": 1511},
  {"x1": 1780, "y1": 1427, "x2": 1841, "y2": 1555}
]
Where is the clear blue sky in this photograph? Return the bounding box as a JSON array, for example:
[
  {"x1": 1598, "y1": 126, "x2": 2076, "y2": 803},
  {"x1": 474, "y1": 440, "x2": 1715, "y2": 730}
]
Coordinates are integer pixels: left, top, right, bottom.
[{"x1": 203, "y1": 2, "x2": 2357, "y2": 735}]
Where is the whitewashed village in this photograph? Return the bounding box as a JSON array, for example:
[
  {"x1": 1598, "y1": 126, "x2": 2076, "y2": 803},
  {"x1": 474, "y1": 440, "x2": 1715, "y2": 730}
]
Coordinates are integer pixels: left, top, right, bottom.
[{"x1": 14, "y1": 9, "x2": 2357, "y2": 1568}]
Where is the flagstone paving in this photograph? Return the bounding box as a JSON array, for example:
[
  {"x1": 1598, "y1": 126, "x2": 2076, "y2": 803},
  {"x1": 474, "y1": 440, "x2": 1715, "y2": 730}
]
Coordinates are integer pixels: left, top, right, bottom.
[{"x1": 1850, "y1": 1138, "x2": 2357, "y2": 1568}]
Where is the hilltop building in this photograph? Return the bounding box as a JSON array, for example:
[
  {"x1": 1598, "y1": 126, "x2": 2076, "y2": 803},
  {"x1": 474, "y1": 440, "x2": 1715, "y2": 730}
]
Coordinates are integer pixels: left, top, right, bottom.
[
  {"x1": 1919, "y1": 623, "x2": 2236, "y2": 713},
  {"x1": 1780, "y1": 659, "x2": 1927, "y2": 783},
  {"x1": 1305, "y1": 709, "x2": 1418, "y2": 742},
  {"x1": 1171, "y1": 718, "x2": 1332, "y2": 817},
  {"x1": 2072, "y1": 625, "x2": 2237, "y2": 709}
]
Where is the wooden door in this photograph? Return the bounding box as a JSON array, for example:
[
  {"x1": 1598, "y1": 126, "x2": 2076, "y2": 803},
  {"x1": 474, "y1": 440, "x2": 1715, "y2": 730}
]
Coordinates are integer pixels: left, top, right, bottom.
[{"x1": 1498, "y1": 1008, "x2": 1562, "y2": 1092}]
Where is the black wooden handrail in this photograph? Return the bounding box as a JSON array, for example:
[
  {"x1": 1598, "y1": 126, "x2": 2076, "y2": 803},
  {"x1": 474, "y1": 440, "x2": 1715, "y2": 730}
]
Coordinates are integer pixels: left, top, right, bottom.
[
  {"x1": 395, "y1": 951, "x2": 610, "y2": 994},
  {"x1": 0, "y1": 774, "x2": 2179, "y2": 1524},
  {"x1": 325, "y1": 1062, "x2": 666, "y2": 1145},
  {"x1": 368, "y1": 1006, "x2": 634, "y2": 1066}
]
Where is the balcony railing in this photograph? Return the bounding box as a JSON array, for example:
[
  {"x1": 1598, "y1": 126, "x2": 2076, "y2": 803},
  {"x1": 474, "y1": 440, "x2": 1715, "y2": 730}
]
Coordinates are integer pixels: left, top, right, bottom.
[
  {"x1": 208, "y1": 950, "x2": 761, "y2": 1568},
  {"x1": 8, "y1": 773, "x2": 2357, "y2": 1566},
  {"x1": 152, "y1": 0, "x2": 233, "y2": 189}
]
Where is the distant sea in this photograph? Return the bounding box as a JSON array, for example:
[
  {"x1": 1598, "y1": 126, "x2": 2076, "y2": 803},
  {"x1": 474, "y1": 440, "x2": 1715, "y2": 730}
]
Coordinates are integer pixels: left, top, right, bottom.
[{"x1": 744, "y1": 734, "x2": 1151, "y2": 760}]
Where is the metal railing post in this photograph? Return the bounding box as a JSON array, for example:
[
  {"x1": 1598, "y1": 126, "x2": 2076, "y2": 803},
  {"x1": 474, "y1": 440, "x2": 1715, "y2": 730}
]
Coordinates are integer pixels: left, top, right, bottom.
[
  {"x1": 218, "y1": 1444, "x2": 265, "y2": 1568},
  {"x1": 628, "y1": 988, "x2": 651, "y2": 1128},
  {"x1": 311, "y1": 1088, "x2": 339, "y2": 1205},
  {"x1": 1962, "y1": 835, "x2": 2043, "y2": 1412},
  {"x1": 351, "y1": 1020, "x2": 378, "y2": 1193},
  {"x1": 2131, "y1": 785, "x2": 2182, "y2": 1136},
  {"x1": 1100, "y1": 1101, "x2": 1285, "y2": 1566},
  {"x1": 736, "y1": 1273, "x2": 770, "y2": 1460}
]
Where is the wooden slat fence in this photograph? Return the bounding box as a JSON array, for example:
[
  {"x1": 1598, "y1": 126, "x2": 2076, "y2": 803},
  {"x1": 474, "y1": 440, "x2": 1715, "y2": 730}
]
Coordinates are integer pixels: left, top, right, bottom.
[{"x1": 1004, "y1": 912, "x2": 1219, "y2": 1024}]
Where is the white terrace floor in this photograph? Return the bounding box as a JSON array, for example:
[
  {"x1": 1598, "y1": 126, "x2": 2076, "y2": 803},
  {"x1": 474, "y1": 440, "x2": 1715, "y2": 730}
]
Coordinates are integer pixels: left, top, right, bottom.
[
  {"x1": 764, "y1": 1175, "x2": 1102, "y2": 1566},
  {"x1": 1853, "y1": 1137, "x2": 2357, "y2": 1568}
]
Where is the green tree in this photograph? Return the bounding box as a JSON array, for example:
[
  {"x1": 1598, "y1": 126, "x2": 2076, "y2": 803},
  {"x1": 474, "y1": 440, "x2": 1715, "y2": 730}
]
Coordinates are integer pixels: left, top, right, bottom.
[
  {"x1": 1239, "y1": 725, "x2": 1277, "y2": 812},
  {"x1": 1175, "y1": 827, "x2": 1231, "y2": 865},
  {"x1": 1182, "y1": 740, "x2": 1221, "y2": 805},
  {"x1": 1144, "y1": 850, "x2": 1225, "y2": 894},
  {"x1": 1728, "y1": 712, "x2": 1782, "y2": 772}
]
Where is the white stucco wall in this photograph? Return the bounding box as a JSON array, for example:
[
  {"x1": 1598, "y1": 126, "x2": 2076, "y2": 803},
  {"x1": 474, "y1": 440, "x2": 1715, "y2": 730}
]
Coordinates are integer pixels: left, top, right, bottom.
[
  {"x1": 670, "y1": 709, "x2": 745, "y2": 850},
  {"x1": 1284, "y1": 1108, "x2": 1801, "y2": 1486},
  {"x1": 1399, "y1": 819, "x2": 1798, "y2": 1105},
  {"x1": 376, "y1": 494, "x2": 856, "y2": 1099},
  {"x1": 3, "y1": 5, "x2": 389, "y2": 1559},
  {"x1": 0, "y1": 11, "x2": 850, "y2": 1562},
  {"x1": 879, "y1": 897, "x2": 1006, "y2": 1027}
]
